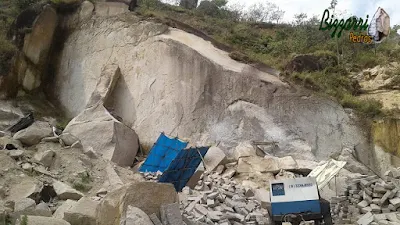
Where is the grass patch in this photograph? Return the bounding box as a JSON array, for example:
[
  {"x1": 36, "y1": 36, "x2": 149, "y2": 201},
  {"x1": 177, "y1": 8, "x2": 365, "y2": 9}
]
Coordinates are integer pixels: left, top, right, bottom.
[
  {"x1": 21, "y1": 215, "x2": 28, "y2": 225},
  {"x1": 56, "y1": 117, "x2": 71, "y2": 131},
  {"x1": 72, "y1": 171, "x2": 93, "y2": 192},
  {"x1": 340, "y1": 94, "x2": 383, "y2": 118}
]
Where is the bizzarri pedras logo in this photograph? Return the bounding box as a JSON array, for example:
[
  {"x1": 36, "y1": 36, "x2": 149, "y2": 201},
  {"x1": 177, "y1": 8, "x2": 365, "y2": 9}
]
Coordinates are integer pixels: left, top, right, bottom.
[{"x1": 319, "y1": 7, "x2": 390, "y2": 44}]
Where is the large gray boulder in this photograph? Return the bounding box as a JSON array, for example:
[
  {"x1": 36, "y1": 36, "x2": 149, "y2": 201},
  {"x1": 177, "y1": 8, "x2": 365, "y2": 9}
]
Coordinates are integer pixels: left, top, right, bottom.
[
  {"x1": 203, "y1": 146, "x2": 226, "y2": 172},
  {"x1": 13, "y1": 121, "x2": 53, "y2": 146},
  {"x1": 96, "y1": 182, "x2": 178, "y2": 225},
  {"x1": 237, "y1": 156, "x2": 279, "y2": 173},
  {"x1": 52, "y1": 180, "x2": 84, "y2": 201},
  {"x1": 22, "y1": 5, "x2": 58, "y2": 91},
  {"x1": 123, "y1": 206, "x2": 154, "y2": 225},
  {"x1": 52, "y1": 200, "x2": 77, "y2": 220},
  {"x1": 338, "y1": 148, "x2": 373, "y2": 175},
  {"x1": 63, "y1": 104, "x2": 139, "y2": 167},
  {"x1": 63, "y1": 197, "x2": 98, "y2": 225},
  {"x1": 16, "y1": 215, "x2": 71, "y2": 225}
]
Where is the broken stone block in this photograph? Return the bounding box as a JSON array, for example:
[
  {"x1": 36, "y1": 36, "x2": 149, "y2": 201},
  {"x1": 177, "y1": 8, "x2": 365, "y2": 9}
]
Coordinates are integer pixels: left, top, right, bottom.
[
  {"x1": 375, "y1": 214, "x2": 388, "y2": 223},
  {"x1": 195, "y1": 205, "x2": 208, "y2": 216},
  {"x1": 371, "y1": 204, "x2": 382, "y2": 213},
  {"x1": 149, "y1": 213, "x2": 163, "y2": 225},
  {"x1": 204, "y1": 146, "x2": 226, "y2": 172},
  {"x1": 364, "y1": 192, "x2": 373, "y2": 204},
  {"x1": 390, "y1": 198, "x2": 400, "y2": 208},
  {"x1": 14, "y1": 198, "x2": 36, "y2": 213},
  {"x1": 388, "y1": 204, "x2": 397, "y2": 211},
  {"x1": 277, "y1": 156, "x2": 298, "y2": 170},
  {"x1": 207, "y1": 210, "x2": 222, "y2": 222},
  {"x1": 361, "y1": 207, "x2": 372, "y2": 214},
  {"x1": 13, "y1": 121, "x2": 53, "y2": 146},
  {"x1": 225, "y1": 212, "x2": 245, "y2": 222},
  {"x1": 215, "y1": 165, "x2": 225, "y2": 175},
  {"x1": 234, "y1": 142, "x2": 257, "y2": 160},
  {"x1": 186, "y1": 165, "x2": 204, "y2": 189},
  {"x1": 123, "y1": 205, "x2": 154, "y2": 225},
  {"x1": 35, "y1": 202, "x2": 52, "y2": 217},
  {"x1": 64, "y1": 197, "x2": 98, "y2": 225},
  {"x1": 8, "y1": 150, "x2": 25, "y2": 159},
  {"x1": 17, "y1": 215, "x2": 71, "y2": 225},
  {"x1": 96, "y1": 182, "x2": 177, "y2": 224},
  {"x1": 386, "y1": 213, "x2": 400, "y2": 222},
  {"x1": 375, "y1": 184, "x2": 389, "y2": 193},
  {"x1": 237, "y1": 156, "x2": 279, "y2": 173},
  {"x1": 34, "y1": 150, "x2": 55, "y2": 167},
  {"x1": 378, "y1": 220, "x2": 389, "y2": 225},
  {"x1": 160, "y1": 203, "x2": 185, "y2": 225},
  {"x1": 53, "y1": 200, "x2": 77, "y2": 219},
  {"x1": 221, "y1": 168, "x2": 235, "y2": 179},
  {"x1": 7, "y1": 179, "x2": 43, "y2": 203},
  {"x1": 385, "y1": 169, "x2": 400, "y2": 179},
  {"x1": 63, "y1": 104, "x2": 139, "y2": 167},
  {"x1": 254, "y1": 189, "x2": 270, "y2": 209},
  {"x1": 357, "y1": 212, "x2": 373, "y2": 225},
  {"x1": 380, "y1": 191, "x2": 393, "y2": 206},
  {"x1": 102, "y1": 164, "x2": 124, "y2": 192},
  {"x1": 52, "y1": 180, "x2": 83, "y2": 201}
]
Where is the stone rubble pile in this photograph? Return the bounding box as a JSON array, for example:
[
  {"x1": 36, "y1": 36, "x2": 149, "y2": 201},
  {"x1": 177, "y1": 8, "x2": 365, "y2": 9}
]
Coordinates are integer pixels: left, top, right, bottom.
[
  {"x1": 179, "y1": 169, "x2": 271, "y2": 225},
  {"x1": 331, "y1": 168, "x2": 400, "y2": 225},
  {"x1": 141, "y1": 171, "x2": 163, "y2": 182}
]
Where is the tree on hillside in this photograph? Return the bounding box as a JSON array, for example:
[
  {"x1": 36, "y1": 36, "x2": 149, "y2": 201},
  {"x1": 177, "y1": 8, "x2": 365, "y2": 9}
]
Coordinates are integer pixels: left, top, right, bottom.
[
  {"x1": 244, "y1": 1, "x2": 284, "y2": 23},
  {"x1": 271, "y1": 7, "x2": 285, "y2": 24},
  {"x1": 293, "y1": 13, "x2": 307, "y2": 26},
  {"x1": 179, "y1": 0, "x2": 198, "y2": 9},
  {"x1": 211, "y1": 0, "x2": 227, "y2": 8}
]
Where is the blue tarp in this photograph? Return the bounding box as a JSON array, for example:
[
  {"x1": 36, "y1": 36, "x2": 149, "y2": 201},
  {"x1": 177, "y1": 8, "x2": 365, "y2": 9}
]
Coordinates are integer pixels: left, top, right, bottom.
[
  {"x1": 159, "y1": 146, "x2": 209, "y2": 192},
  {"x1": 139, "y1": 133, "x2": 188, "y2": 173}
]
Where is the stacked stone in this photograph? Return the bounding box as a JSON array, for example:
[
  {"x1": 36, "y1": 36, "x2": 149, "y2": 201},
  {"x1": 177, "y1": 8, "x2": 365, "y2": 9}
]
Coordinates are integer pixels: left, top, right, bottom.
[
  {"x1": 355, "y1": 175, "x2": 400, "y2": 215},
  {"x1": 332, "y1": 168, "x2": 400, "y2": 225},
  {"x1": 140, "y1": 171, "x2": 163, "y2": 182},
  {"x1": 179, "y1": 170, "x2": 271, "y2": 225},
  {"x1": 331, "y1": 195, "x2": 353, "y2": 224}
]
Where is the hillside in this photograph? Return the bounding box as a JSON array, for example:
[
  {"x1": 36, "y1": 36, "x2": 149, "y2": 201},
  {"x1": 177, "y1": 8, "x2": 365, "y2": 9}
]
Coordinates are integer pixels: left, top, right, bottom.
[
  {"x1": 133, "y1": 0, "x2": 400, "y2": 117},
  {"x1": 0, "y1": 1, "x2": 399, "y2": 225}
]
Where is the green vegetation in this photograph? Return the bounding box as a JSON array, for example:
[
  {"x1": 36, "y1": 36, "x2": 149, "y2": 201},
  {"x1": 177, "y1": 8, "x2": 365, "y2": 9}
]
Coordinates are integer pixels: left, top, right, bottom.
[
  {"x1": 21, "y1": 215, "x2": 28, "y2": 225},
  {"x1": 72, "y1": 171, "x2": 93, "y2": 192},
  {"x1": 0, "y1": 0, "x2": 42, "y2": 76}
]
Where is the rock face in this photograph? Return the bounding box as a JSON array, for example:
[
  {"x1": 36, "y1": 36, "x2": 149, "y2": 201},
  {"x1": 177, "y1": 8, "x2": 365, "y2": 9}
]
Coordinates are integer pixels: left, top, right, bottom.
[
  {"x1": 284, "y1": 53, "x2": 338, "y2": 74},
  {"x1": 13, "y1": 121, "x2": 53, "y2": 146},
  {"x1": 51, "y1": 13, "x2": 369, "y2": 160},
  {"x1": 63, "y1": 104, "x2": 139, "y2": 167},
  {"x1": 20, "y1": 5, "x2": 57, "y2": 91}
]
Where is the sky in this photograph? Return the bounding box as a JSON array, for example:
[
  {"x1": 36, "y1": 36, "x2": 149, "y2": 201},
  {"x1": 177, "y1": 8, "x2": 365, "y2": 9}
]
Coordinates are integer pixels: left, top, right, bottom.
[{"x1": 226, "y1": 0, "x2": 400, "y2": 26}]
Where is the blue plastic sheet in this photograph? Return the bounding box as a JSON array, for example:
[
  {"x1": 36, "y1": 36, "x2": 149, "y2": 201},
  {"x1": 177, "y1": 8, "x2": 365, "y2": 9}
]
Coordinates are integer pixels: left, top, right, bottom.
[
  {"x1": 159, "y1": 146, "x2": 209, "y2": 192},
  {"x1": 139, "y1": 133, "x2": 188, "y2": 173}
]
